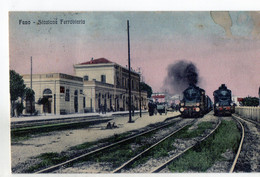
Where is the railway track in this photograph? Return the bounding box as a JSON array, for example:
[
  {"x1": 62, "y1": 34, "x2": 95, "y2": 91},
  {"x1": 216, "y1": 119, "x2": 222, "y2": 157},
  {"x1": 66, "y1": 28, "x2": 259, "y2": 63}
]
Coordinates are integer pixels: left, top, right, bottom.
[
  {"x1": 50, "y1": 115, "x2": 221, "y2": 173},
  {"x1": 11, "y1": 116, "x2": 110, "y2": 129},
  {"x1": 34, "y1": 115, "x2": 182, "y2": 173},
  {"x1": 229, "y1": 116, "x2": 245, "y2": 173},
  {"x1": 232, "y1": 114, "x2": 260, "y2": 127},
  {"x1": 231, "y1": 114, "x2": 259, "y2": 172},
  {"x1": 149, "y1": 118, "x2": 221, "y2": 173},
  {"x1": 112, "y1": 120, "x2": 197, "y2": 173},
  {"x1": 126, "y1": 114, "x2": 245, "y2": 173},
  {"x1": 25, "y1": 113, "x2": 249, "y2": 173}
]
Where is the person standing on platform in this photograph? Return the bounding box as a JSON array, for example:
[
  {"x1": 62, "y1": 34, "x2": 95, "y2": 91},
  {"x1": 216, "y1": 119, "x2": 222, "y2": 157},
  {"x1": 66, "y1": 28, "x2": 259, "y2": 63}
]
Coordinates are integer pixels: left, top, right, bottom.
[{"x1": 148, "y1": 100, "x2": 154, "y2": 116}]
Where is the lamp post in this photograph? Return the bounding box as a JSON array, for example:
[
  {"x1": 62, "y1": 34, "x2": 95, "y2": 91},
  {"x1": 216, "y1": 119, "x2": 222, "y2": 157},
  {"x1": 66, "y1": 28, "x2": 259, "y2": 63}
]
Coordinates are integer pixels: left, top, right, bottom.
[
  {"x1": 90, "y1": 87, "x2": 93, "y2": 112},
  {"x1": 138, "y1": 68, "x2": 142, "y2": 117}
]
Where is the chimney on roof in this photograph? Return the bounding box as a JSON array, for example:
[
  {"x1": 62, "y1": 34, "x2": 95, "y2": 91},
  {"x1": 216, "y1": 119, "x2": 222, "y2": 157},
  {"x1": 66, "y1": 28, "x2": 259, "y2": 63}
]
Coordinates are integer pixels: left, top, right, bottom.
[
  {"x1": 91, "y1": 57, "x2": 94, "y2": 61},
  {"x1": 90, "y1": 57, "x2": 94, "y2": 64}
]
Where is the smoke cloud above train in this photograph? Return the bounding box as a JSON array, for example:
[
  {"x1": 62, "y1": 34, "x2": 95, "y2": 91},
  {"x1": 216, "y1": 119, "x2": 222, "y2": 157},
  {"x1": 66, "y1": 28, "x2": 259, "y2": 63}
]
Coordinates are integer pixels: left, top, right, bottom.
[{"x1": 164, "y1": 60, "x2": 200, "y2": 94}]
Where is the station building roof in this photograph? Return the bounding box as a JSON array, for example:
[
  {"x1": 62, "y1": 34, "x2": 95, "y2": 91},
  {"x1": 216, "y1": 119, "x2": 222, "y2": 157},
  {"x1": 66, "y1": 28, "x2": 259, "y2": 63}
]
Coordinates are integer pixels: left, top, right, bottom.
[
  {"x1": 79, "y1": 58, "x2": 113, "y2": 65},
  {"x1": 22, "y1": 73, "x2": 83, "y2": 82},
  {"x1": 75, "y1": 57, "x2": 141, "y2": 76}
]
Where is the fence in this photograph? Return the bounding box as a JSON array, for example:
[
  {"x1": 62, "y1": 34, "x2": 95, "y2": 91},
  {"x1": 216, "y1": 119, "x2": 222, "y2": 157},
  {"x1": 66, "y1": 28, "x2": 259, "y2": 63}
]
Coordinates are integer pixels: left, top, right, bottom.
[{"x1": 235, "y1": 106, "x2": 260, "y2": 122}]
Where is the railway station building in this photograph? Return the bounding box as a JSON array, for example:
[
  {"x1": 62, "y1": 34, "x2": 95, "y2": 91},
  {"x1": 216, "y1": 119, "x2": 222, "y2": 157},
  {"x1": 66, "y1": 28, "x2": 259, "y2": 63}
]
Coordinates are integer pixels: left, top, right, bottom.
[
  {"x1": 22, "y1": 73, "x2": 84, "y2": 115},
  {"x1": 22, "y1": 58, "x2": 148, "y2": 115}
]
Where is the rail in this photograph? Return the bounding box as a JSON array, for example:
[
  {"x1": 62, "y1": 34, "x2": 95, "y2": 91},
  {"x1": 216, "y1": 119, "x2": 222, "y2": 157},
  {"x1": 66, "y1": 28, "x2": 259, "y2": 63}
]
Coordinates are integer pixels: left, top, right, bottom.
[
  {"x1": 34, "y1": 115, "x2": 181, "y2": 173},
  {"x1": 150, "y1": 118, "x2": 221, "y2": 173},
  {"x1": 229, "y1": 116, "x2": 245, "y2": 173},
  {"x1": 112, "y1": 120, "x2": 195, "y2": 173},
  {"x1": 235, "y1": 106, "x2": 260, "y2": 122}
]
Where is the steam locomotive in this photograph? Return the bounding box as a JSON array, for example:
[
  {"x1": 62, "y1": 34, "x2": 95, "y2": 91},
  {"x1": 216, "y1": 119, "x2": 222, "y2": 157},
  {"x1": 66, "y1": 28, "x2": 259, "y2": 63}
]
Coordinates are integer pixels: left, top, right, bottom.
[
  {"x1": 213, "y1": 84, "x2": 235, "y2": 116},
  {"x1": 179, "y1": 84, "x2": 212, "y2": 118}
]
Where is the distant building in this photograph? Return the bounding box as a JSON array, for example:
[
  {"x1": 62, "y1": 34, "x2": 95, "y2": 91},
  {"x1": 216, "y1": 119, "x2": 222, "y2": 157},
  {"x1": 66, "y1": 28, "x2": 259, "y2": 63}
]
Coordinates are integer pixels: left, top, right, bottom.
[
  {"x1": 151, "y1": 93, "x2": 165, "y2": 103},
  {"x1": 22, "y1": 58, "x2": 148, "y2": 115},
  {"x1": 232, "y1": 96, "x2": 243, "y2": 106},
  {"x1": 170, "y1": 94, "x2": 181, "y2": 105},
  {"x1": 151, "y1": 92, "x2": 174, "y2": 104}
]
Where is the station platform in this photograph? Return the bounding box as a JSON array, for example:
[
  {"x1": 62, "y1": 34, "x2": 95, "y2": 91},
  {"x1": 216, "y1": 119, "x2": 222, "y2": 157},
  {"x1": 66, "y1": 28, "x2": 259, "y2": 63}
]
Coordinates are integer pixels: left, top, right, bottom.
[
  {"x1": 11, "y1": 111, "x2": 180, "y2": 168},
  {"x1": 10, "y1": 111, "x2": 143, "y2": 123},
  {"x1": 101, "y1": 111, "x2": 181, "y2": 134}
]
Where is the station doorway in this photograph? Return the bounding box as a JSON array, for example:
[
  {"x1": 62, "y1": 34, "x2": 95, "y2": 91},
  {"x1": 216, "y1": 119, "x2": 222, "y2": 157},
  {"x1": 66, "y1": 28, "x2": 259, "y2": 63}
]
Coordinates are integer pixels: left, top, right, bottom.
[
  {"x1": 43, "y1": 89, "x2": 52, "y2": 113},
  {"x1": 74, "y1": 90, "x2": 78, "y2": 113}
]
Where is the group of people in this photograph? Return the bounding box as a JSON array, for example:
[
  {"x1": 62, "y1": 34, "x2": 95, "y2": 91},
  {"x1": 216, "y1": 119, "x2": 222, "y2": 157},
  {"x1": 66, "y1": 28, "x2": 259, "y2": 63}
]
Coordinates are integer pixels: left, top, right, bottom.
[
  {"x1": 98, "y1": 104, "x2": 116, "y2": 114},
  {"x1": 148, "y1": 100, "x2": 158, "y2": 116},
  {"x1": 98, "y1": 104, "x2": 107, "y2": 114}
]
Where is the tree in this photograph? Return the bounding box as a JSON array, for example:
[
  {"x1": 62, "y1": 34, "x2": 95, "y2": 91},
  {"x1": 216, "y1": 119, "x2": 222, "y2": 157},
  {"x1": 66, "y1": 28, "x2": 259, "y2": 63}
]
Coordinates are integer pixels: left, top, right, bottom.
[
  {"x1": 242, "y1": 96, "x2": 259, "y2": 106},
  {"x1": 25, "y1": 87, "x2": 35, "y2": 114},
  {"x1": 140, "y1": 82, "x2": 153, "y2": 98},
  {"x1": 10, "y1": 70, "x2": 26, "y2": 117}
]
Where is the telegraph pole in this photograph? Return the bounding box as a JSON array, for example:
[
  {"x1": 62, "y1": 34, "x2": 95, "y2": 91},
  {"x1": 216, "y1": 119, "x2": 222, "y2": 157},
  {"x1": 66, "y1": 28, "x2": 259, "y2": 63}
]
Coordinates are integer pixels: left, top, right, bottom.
[
  {"x1": 30, "y1": 56, "x2": 33, "y2": 114},
  {"x1": 30, "y1": 56, "x2": 32, "y2": 89},
  {"x1": 127, "y1": 20, "x2": 133, "y2": 123}
]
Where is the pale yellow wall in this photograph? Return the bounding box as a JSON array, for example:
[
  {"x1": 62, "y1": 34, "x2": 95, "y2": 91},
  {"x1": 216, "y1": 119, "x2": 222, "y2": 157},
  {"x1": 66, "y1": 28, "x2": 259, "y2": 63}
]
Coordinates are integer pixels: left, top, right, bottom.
[
  {"x1": 22, "y1": 67, "x2": 147, "y2": 115},
  {"x1": 74, "y1": 64, "x2": 115, "y2": 85},
  {"x1": 83, "y1": 83, "x2": 96, "y2": 112},
  {"x1": 23, "y1": 73, "x2": 84, "y2": 115}
]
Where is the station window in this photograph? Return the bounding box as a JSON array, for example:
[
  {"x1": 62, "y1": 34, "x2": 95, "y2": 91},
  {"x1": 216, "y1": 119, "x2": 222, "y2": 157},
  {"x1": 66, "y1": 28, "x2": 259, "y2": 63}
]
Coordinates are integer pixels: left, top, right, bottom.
[
  {"x1": 122, "y1": 78, "x2": 125, "y2": 88},
  {"x1": 60, "y1": 86, "x2": 65, "y2": 93},
  {"x1": 101, "y1": 75, "x2": 106, "y2": 83},
  {"x1": 126, "y1": 79, "x2": 129, "y2": 89},
  {"x1": 65, "y1": 89, "x2": 70, "y2": 101},
  {"x1": 117, "y1": 77, "x2": 120, "y2": 86},
  {"x1": 83, "y1": 97, "x2": 86, "y2": 108},
  {"x1": 83, "y1": 75, "x2": 89, "y2": 81}
]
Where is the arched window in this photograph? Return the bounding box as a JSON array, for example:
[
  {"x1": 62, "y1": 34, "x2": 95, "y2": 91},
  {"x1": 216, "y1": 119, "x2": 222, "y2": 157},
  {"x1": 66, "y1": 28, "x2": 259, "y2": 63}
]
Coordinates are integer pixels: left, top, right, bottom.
[{"x1": 43, "y1": 88, "x2": 52, "y2": 95}]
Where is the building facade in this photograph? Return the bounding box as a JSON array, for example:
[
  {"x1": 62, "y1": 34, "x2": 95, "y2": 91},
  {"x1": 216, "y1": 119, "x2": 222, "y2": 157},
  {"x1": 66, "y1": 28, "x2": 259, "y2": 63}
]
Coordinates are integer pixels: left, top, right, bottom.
[
  {"x1": 22, "y1": 58, "x2": 148, "y2": 115},
  {"x1": 74, "y1": 58, "x2": 148, "y2": 112},
  {"x1": 23, "y1": 73, "x2": 85, "y2": 114}
]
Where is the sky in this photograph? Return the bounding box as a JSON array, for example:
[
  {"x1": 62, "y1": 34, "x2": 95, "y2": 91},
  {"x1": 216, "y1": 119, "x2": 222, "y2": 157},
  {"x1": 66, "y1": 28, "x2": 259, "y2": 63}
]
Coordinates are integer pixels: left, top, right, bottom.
[
  {"x1": 2, "y1": 2, "x2": 260, "y2": 177},
  {"x1": 9, "y1": 11, "x2": 260, "y2": 98}
]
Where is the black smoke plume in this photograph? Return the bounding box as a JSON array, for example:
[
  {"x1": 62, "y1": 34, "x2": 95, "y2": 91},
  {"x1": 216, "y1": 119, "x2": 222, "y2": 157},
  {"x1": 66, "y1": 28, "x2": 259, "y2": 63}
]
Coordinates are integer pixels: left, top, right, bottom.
[{"x1": 164, "y1": 60, "x2": 200, "y2": 94}]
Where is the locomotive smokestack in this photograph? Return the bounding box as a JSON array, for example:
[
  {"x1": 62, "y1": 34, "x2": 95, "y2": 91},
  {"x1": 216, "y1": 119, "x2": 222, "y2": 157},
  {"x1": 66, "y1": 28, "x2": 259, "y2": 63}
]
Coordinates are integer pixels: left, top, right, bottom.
[{"x1": 164, "y1": 60, "x2": 200, "y2": 94}]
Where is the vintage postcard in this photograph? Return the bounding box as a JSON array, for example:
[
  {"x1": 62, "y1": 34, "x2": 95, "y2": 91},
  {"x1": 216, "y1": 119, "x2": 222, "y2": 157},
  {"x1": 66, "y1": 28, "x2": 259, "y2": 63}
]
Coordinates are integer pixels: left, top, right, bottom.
[{"x1": 7, "y1": 10, "x2": 260, "y2": 176}]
